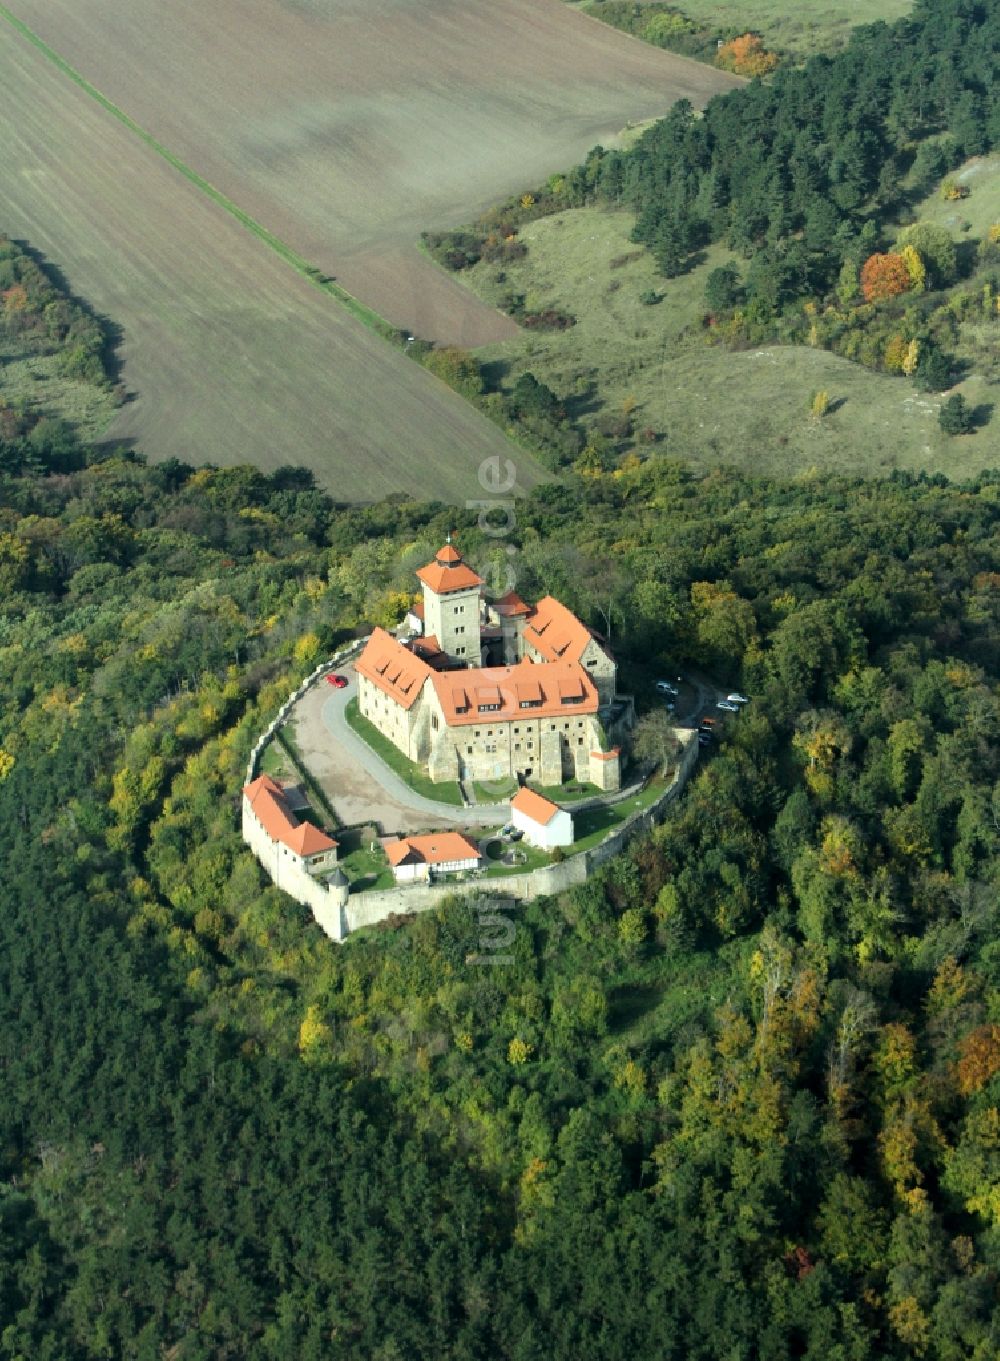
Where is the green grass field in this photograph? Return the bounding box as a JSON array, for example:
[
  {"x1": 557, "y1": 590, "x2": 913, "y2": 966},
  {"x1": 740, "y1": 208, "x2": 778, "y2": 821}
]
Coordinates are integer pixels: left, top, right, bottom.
[{"x1": 466, "y1": 206, "x2": 1000, "y2": 481}]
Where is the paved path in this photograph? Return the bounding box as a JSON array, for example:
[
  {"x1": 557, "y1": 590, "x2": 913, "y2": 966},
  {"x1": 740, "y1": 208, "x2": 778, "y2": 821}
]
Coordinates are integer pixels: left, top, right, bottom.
[{"x1": 290, "y1": 668, "x2": 509, "y2": 834}]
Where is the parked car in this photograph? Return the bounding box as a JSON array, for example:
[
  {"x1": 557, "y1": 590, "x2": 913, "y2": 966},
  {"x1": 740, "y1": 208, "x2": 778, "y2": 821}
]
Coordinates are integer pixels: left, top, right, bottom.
[
  {"x1": 699, "y1": 717, "x2": 716, "y2": 729},
  {"x1": 500, "y1": 823, "x2": 515, "y2": 837},
  {"x1": 655, "y1": 680, "x2": 679, "y2": 696},
  {"x1": 716, "y1": 700, "x2": 740, "y2": 713},
  {"x1": 726, "y1": 692, "x2": 749, "y2": 704},
  {"x1": 326, "y1": 673, "x2": 349, "y2": 688},
  {"x1": 698, "y1": 731, "x2": 713, "y2": 747}
]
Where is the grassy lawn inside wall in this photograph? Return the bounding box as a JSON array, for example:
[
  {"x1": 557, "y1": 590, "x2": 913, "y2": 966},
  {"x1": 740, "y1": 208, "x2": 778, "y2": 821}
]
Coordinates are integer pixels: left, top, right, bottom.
[
  {"x1": 344, "y1": 698, "x2": 464, "y2": 807},
  {"x1": 337, "y1": 829, "x2": 395, "y2": 893}
]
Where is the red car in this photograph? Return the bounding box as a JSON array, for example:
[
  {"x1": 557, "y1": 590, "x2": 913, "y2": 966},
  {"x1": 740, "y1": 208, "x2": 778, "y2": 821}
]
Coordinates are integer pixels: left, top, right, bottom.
[{"x1": 326, "y1": 673, "x2": 349, "y2": 689}]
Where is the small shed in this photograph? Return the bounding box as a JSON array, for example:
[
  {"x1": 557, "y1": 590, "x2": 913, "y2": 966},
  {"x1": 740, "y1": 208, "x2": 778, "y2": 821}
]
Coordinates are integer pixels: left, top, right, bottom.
[
  {"x1": 510, "y1": 788, "x2": 573, "y2": 849},
  {"x1": 385, "y1": 832, "x2": 482, "y2": 883}
]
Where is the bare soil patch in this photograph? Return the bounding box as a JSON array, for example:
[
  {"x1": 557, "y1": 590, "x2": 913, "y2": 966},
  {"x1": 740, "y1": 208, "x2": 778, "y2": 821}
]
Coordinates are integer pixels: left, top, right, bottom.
[
  {"x1": 0, "y1": 34, "x2": 537, "y2": 499},
  {"x1": 7, "y1": 0, "x2": 740, "y2": 344}
]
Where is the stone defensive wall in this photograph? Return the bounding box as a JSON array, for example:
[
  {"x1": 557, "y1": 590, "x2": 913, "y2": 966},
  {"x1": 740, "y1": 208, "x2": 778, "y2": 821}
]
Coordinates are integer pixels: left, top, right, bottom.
[
  {"x1": 243, "y1": 636, "x2": 372, "y2": 788},
  {"x1": 242, "y1": 642, "x2": 698, "y2": 943},
  {"x1": 344, "y1": 729, "x2": 698, "y2": 936}
]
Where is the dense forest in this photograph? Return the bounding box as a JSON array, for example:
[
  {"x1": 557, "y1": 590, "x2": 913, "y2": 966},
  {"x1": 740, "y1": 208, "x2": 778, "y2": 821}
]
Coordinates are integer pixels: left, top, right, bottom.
[{"x1": 1, "y1": 421, "x2": 999, "y2": 1355}]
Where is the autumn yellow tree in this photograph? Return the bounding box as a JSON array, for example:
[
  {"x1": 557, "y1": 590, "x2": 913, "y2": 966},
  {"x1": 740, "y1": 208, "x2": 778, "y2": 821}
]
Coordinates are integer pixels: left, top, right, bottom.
[{"x1": 716, "y1": 33, "x2": 779, "y2": 77}]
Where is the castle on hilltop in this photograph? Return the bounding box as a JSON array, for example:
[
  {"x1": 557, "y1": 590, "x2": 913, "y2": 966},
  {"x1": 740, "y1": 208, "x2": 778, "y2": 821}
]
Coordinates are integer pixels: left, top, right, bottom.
[{"x1": 355, "y1": 542, "x2": 633, "y2": 791}]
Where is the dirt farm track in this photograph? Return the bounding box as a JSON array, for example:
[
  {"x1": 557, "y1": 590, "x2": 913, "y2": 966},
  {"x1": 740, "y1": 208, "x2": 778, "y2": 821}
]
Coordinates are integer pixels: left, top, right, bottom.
[{"x1": 0, "y1": 0, "x2": 739, "y2": 496}]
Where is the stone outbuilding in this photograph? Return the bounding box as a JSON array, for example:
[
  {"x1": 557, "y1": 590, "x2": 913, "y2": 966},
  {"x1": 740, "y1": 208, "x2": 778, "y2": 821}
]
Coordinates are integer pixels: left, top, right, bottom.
[
  {"x1": 242, "y1": 775, "x2": 339, "y2": 880},
  {"x1": 510, "y1": 787, "x2": 574, "y2": 849},
  {"x1": 385, "y1": 831, "x2": 483, "y2": 884}
]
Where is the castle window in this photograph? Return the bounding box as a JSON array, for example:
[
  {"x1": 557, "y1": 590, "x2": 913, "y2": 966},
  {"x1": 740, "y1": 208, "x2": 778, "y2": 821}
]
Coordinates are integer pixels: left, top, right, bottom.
[
  {"x1": 431, "y1": 715, "x2": 439, "y2": 731},
  {"x1": 467, "y1": 746, "x2": 473, "y2": 755},
  {"x1": 514, "y1": 743, "x2": 520, "y2": 751}
]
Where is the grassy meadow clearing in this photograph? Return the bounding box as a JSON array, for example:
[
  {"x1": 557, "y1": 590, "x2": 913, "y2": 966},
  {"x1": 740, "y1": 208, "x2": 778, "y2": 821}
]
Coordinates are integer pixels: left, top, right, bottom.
[
  {"x1": 0, "y1": 350, "x2": 116, "y2": 445},
  {"x1": 465, "y1": 206, "x2": 1000, "y2": 481},
  {"x1": 576, "y1": 0, "x2": 913, "y2": 58}
]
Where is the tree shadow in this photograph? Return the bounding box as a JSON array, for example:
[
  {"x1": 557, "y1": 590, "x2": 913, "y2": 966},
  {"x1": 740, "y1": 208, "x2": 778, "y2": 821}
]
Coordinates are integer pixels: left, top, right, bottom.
[
  {"x1": 478, "y1": 357, "x2": 511, "y2": 392},
  {"x1": 955, "y1": 237, "x2": 980, "y2": 279},
  {"x1": 563, "y1": 380, "x2": 604, "y2": 422},
  {"x1": 970, "y1": 402, "x2": 994, "y2": 430}
]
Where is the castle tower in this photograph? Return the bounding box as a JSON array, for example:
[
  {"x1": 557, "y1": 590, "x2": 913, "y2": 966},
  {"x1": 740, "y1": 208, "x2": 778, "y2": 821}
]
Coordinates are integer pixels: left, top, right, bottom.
[{"x1": 415, "y1": 542, "x2": 483, "y2": 665}]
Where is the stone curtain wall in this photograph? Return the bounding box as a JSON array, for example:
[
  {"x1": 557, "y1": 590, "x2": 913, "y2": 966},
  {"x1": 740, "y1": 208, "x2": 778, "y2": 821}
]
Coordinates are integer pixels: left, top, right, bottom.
[
  {"x1": 242, "y1": 645, "x2": 697, "y2": 943},
  {"x1": 344, "y1": 730, "x2": 698, "y2": 936},
  {"x1": 244, "y1": 636, "x2": 372, "y2": 786}
]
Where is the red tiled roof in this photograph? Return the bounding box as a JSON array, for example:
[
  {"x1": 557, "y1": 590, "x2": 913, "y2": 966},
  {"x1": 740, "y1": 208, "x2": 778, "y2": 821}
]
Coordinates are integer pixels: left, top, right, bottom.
[
  {"x1": 511, "y1": 787, "x2": 562, "y2": 826},
  {"x1": 243, "y1": 775, "x2": 337, "y2": 857},
  {"x1": 416, "y1": 544, "x2": 484, "y2": 595},
  {"x1": 523, "y1": 596, "x2": 598, "y2": 665},
  {"x1": 356, "y1": 628, "x2": 433, "y2": 710},
  {"x1": 494, "y1": 590, "x2": 531, "y2": 618},
  {"x1": 430, "y1": 659, "x2": 598, "y2": 725},
  {"x1": 385, "y1": 832, "x2": 482, "y2": 868}
]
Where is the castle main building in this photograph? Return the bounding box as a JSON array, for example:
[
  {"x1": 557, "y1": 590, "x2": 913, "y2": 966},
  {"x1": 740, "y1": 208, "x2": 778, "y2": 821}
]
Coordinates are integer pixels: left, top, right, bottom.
[{"x1": 354, "y1": 543, "x2": 627, "y2": 791}]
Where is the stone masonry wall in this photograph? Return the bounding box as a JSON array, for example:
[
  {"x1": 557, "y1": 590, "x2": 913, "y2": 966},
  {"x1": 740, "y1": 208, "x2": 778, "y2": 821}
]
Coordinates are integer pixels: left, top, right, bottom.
[
  {"x1": 242, "y1": 642, "x2": 696, "y2": 945},
  {"x1": 343, "y1": 730, "x2": 698, "y2": 936}
]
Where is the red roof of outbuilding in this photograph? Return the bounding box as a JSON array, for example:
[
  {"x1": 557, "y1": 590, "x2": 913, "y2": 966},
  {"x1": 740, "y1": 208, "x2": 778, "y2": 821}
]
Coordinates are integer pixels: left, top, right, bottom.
[
  {"x1": 511, "y1": 787, "x2": 563, "y2": 826},
  {"x1": 494, "y1": 590, "x2": 531, "y2": 618},
  {"x1": 243, "y1": 775, "x2": 337, "y2": 857},
  {"x1": 385, "y1": 832, "x2": 482, "y2": 868}
]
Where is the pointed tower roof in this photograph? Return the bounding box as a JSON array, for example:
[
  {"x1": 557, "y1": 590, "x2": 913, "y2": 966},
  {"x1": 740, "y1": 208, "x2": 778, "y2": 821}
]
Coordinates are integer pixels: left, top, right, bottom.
[{"x1": 415, "y1": 542, "x2": 484, "y2": 594}]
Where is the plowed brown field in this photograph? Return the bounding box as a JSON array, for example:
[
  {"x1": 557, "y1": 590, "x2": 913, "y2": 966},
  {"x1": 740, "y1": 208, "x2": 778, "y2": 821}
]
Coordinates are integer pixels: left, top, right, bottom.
[{"x1": 1, "y1": 0, "x2": 739, "y2": 492}]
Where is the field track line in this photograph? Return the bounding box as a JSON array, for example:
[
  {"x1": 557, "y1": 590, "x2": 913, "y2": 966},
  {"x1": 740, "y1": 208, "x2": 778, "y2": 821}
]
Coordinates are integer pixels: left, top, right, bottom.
[{"x1": 0, "y1": 3, "x2": 399, "y2": 339}]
